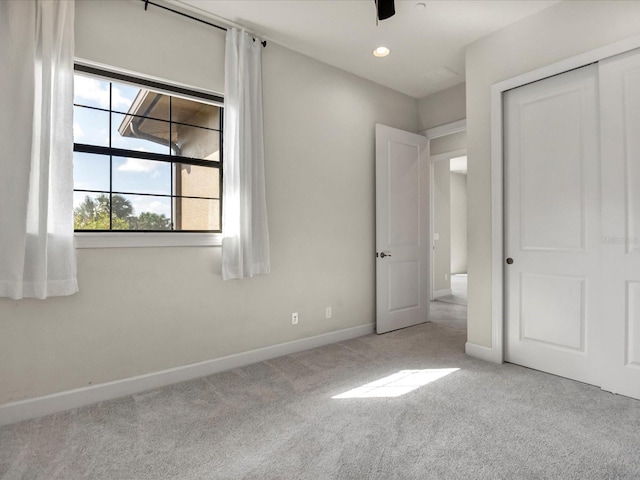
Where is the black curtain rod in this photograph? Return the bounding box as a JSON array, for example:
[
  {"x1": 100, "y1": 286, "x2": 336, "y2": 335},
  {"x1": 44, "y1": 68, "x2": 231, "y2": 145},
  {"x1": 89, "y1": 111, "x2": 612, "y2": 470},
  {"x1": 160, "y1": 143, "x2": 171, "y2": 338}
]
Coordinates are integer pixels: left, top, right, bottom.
[{"x1": 142, "y1": 0, "x2": 267, "y2": 47}]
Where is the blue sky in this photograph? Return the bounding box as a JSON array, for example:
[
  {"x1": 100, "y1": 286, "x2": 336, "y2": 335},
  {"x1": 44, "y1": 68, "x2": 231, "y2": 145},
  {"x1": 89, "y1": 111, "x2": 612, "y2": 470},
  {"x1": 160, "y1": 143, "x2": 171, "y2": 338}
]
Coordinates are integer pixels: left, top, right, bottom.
[{"x1": 73, "y1": 74, "x2": 172, "y2": 219}]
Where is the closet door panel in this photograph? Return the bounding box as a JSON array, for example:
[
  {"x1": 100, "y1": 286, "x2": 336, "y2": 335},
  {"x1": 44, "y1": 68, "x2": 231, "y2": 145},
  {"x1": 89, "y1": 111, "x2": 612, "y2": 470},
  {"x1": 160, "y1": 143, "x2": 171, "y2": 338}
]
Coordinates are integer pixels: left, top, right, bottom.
[
  {"x1": 504, "y1": 65, "x2": 601, "y2": 386},
  {"x1": 600, "y1": 48, "x2": 640, "y2": 400}
]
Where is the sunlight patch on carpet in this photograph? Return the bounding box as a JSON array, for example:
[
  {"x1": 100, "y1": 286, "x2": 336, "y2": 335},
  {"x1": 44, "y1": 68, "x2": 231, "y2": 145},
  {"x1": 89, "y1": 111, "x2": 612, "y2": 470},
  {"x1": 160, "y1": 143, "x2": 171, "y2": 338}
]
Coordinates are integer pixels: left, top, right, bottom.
[{"x1": 332, "y1": 368, "x2": 460, "y2": 399}]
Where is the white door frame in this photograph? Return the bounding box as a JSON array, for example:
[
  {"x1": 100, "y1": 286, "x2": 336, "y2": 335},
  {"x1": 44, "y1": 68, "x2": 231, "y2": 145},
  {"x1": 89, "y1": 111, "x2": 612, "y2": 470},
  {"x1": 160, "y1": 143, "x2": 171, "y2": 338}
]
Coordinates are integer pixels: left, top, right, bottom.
[
  {"x1": 421, "y1": 119, "x2": 466, "y2": 141},
  {"x1": 427, "y1": 148, "x2": 467, "y2": 301},
  {"x1": 422, "y1": 120, "x2": 467, "y2": 301},
  {"x1": 489, "y1": 34, "x2": 640, "y2": 364}
]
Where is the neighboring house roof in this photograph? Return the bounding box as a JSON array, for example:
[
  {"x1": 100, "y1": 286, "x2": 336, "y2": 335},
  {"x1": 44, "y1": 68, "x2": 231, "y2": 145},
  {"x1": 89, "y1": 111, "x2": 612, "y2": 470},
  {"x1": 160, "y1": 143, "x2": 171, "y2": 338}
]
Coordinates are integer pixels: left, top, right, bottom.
[{"x1": 118, "y1": 89, "x2": 218, "y2": 157}]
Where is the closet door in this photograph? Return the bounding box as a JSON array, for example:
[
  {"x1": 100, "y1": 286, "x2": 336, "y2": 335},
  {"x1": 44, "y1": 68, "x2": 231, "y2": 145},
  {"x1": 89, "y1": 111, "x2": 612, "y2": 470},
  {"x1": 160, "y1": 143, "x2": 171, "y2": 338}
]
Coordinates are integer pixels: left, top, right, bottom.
[
  {"x1": 600, "y1": 48, "x2": 640, "y2": 400},
  {"x1": 504, "y1": 65, "x2": 601, "y2": 386}
]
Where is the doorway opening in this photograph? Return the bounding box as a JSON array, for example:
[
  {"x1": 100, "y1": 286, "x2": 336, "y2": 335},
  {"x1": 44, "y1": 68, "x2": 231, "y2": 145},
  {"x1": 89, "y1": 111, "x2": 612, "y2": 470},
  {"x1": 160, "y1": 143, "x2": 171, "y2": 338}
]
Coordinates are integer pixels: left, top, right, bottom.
[{"x1": 423, "y1": 122, "x2": 467, "y2": 331}]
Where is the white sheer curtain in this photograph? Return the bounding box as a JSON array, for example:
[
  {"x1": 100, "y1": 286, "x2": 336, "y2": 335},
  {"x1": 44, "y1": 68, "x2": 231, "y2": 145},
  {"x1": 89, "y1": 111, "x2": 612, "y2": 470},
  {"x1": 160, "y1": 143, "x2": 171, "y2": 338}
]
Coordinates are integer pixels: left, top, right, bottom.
[
  {"x1": 0, "y1": 0, "x2": 78, "y2": 299},
  {"x1": 222, "y1": 28, "x2": 271, "y2": 280}
]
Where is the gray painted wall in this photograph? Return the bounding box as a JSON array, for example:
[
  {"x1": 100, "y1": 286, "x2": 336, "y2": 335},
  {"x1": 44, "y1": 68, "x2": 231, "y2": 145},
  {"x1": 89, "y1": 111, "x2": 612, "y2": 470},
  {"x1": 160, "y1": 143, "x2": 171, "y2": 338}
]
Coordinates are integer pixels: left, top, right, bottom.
[
  {"x1": 418, "y1": 82, "x2": 466, "y2": 131},
  {"x1": 0, "y1": 0, "x2": 418, "y2": 405},
  {"x1": 450, "y1": 173, "x2": 467, "y2": 274},
  {"x1": 466, "y1": 0, "x2": 640, "y2": 347},
  {"x1": 430, "y1": 131, "x2": 466, "y2": 156},
  {"x1": 433, "y1": 160, "x2": 451, "y2": 293}
]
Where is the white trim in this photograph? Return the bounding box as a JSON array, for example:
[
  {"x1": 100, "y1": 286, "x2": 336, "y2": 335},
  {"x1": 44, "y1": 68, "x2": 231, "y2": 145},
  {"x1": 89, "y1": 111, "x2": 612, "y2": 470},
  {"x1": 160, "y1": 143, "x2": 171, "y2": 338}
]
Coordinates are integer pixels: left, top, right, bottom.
[
  {"x1": 425, "y1": 121, "x2": 467, "y2": 302},
  {"x1": 465, "y1": 342, "x2": 501, "y2": 364},
  {"x1": 421, "y1": 119, "x2": 467, "y2": 139},
  {"x1": 74, "y1": 58, "x2": 224, "y2": 101},
  {"x1": 429, "y1": 148, "x2": 467, "y2": 165},
  {"x1": 492, "y1": 34, "x2": 640, "y2": 95},
  {"x1": 429, "y1": 144, "x2": 434, "y2": 301},
  {"x1": 490, "y1": 80, "x2": 505, "y2": 365},
  {"x1": 0, "y1": 324, "x2": 374, "y2": 426},
  {"x1": 434, "y1": 289, "x2": 452, "y2": 298},
  {"x1": 490, "y1": 34, "x2": 640, "y2": 366},
  {"x1": 74, "y1": 232, "x2": 222, "y2": 248},
  {"x1": 428, "y1": 145, "x2": 467, "y2": 301}
]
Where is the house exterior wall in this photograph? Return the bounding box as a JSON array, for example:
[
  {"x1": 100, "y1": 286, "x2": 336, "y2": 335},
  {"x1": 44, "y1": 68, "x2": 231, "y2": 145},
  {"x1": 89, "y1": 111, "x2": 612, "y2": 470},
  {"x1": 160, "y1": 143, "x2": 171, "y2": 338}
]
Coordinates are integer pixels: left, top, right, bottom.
[{"x1": 175, "y1": 105, "x2": 221, "y2": 231}]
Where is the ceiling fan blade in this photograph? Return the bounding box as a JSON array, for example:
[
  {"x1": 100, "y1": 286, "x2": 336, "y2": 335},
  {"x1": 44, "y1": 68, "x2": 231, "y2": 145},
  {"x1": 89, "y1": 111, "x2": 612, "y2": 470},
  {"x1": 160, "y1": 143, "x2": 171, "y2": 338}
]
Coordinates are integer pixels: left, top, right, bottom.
[{"x1": 376, "y1": 0, "x2": 395, "y2": 21}]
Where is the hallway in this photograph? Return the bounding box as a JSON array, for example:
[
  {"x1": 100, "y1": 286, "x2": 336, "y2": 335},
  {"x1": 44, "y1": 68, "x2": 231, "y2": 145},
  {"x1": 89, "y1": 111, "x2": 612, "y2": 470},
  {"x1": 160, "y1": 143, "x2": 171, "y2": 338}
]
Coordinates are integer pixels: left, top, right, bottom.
[{"x1": 431, "y1": 274, "x2": 467, "y2": 331}]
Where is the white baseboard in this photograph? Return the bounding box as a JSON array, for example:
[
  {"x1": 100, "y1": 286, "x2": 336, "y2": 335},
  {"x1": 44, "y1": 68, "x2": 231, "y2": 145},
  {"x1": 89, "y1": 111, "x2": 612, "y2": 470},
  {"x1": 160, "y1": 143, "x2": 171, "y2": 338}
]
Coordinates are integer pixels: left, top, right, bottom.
[
  {"x1": 434, "y1": 289, "x2": 452, "y2": 298},
  {"x1": 465, "y1": 342, "x2": 502, "y2": 364},
  {"x1": 0, "y1": 323, "x2": 374, "y2": 427}
]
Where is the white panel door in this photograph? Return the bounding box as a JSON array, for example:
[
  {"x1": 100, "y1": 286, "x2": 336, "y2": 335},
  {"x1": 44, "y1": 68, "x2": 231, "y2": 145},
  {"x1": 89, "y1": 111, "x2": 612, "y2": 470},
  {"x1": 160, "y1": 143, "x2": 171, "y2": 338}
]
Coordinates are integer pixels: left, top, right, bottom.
[
  {"x1": 599, "y1": 48, "x2": 640, "y2": 400},
  {"x1": 504, "y1": 65, "x2": 601, "y2": 386},
  {"x1": 375, "y1": 124, "x2": 429, "y2": 334}
]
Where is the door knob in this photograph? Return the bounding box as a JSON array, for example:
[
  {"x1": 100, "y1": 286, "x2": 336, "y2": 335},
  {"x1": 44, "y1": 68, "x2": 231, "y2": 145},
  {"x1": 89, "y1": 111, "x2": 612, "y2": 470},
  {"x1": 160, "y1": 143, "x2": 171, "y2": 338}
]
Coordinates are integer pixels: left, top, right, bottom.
[
  {"x1": 506, "y1": 258, "x2": 514, "y2": 265},
  {"x1": 380, "y1": 252, "x2": 392, "y2": 258}
]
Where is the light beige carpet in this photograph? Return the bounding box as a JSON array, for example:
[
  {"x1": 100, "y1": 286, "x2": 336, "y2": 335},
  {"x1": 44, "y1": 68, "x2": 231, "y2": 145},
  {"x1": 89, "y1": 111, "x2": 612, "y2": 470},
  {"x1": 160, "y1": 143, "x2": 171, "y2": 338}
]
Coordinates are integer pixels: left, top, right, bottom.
[{"x1": 2, "y1": 316, "x2": 639, "y2": 479}]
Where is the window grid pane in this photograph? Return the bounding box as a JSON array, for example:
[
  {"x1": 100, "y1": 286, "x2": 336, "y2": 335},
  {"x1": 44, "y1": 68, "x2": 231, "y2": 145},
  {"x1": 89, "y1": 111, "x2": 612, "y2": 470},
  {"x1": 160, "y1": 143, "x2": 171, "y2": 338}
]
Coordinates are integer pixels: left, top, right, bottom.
[{"x1": 73, "y1": 69, "x2": 222, "y2": 233}]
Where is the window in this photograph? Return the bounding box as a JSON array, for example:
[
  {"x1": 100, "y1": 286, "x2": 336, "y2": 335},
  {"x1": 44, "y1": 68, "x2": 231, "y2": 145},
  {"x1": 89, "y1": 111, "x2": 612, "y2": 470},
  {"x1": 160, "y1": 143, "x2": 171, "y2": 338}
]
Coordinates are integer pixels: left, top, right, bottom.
[{"x1": 73, "y1": 65, "x2": 223, "y2": 235}]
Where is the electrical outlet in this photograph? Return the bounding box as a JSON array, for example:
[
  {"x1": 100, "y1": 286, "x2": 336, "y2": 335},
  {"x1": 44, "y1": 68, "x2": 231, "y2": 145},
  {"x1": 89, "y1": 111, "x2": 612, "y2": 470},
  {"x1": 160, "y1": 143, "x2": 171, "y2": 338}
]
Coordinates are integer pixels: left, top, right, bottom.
[
  {"x1": 445, "y1": 273, "x2": 449, "y2": 281},
  {"x1": 325, "y1": 307, "x2": 332, "y2": 319},
  {"x1": 292, "y1": 312, "x2": 299, "y2": 325}
]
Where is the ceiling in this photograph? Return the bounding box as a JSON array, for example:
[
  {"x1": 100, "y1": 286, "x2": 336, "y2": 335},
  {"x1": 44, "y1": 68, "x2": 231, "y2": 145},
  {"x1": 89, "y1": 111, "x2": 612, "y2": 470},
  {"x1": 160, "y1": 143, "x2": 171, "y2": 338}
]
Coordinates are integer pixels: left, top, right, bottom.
[{"x1": 176, "y1": 0, "x2": 559, "y2": 99}]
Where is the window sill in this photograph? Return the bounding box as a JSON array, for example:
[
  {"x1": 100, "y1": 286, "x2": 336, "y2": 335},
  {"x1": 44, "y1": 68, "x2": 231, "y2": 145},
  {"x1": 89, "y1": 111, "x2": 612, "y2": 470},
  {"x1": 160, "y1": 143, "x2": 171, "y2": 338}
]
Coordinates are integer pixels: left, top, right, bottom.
[{"x1": 74, "y1": 232, "x2": 222, "y2": 249}]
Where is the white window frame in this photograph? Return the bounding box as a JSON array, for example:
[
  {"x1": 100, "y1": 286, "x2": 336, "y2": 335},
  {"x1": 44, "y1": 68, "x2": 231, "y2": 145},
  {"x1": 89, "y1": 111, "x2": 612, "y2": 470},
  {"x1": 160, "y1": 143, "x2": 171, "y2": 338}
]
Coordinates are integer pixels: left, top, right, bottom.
[
  {"x1": 74, "y1": 232, "x2": 222, "y2": 249},
  {"x1": 72, "y1": 60, "x2": 223, "y2": 249}
]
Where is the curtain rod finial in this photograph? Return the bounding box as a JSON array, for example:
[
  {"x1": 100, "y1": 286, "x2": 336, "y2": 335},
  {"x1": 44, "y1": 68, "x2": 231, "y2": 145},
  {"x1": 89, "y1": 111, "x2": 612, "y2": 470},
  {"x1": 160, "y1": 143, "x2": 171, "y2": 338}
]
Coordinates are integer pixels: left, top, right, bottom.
[{"x1": 252, "y1": 37, "x2": 267, "y2": 48}]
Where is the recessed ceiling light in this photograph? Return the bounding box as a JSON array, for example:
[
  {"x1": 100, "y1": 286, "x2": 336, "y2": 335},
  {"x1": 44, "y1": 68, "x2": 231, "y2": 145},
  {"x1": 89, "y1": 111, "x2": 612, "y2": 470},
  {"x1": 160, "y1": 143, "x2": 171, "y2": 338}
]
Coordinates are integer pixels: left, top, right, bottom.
[
  {"x1": 415, "y1": 2, "x2": 426, "y2": 9},
  {"x1": 373, "y1": 46, "x2": 390, "y2": 58}
]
